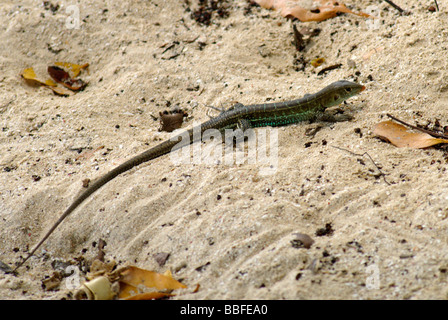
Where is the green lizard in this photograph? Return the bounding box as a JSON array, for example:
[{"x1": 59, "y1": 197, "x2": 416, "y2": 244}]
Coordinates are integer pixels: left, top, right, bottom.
[{"x1": 13, "y1": 80, "x2": 365, "y2": 271}]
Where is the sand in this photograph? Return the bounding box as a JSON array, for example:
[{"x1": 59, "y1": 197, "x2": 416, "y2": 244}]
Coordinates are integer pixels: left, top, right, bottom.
[{"x1": 1, "y1": 0, "x2": 448, "y2": 300}]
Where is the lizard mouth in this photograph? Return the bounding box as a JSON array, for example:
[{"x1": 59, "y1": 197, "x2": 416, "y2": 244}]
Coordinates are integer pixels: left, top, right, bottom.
[{"x1": 360, "y1": 85, "x2": 366, "y2": 91}]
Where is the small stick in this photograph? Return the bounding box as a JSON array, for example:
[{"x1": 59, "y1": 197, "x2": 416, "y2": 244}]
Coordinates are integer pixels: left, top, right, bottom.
[
  {"x1": 383, "y1": 0, "x2": 405, "y2": 13},
  {"x1": 332, "y1": 146, "x2": 391, "y2": 185},
  {"x1": 386, "y1": 113, "x2": 448, "y2": 139},
  {"x1": 317, "y1": 64, "x2": 342, "y2": 76},
  {"x1": 434, "y1": 0, "x2": 439, "y2": 11}
]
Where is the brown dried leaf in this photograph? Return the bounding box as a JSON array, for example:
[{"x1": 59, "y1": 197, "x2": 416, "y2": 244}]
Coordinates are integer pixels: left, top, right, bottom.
[
  {"x1": 54, "y1": 62, "x2": 89, "y2": 77},
  {"x1": 255, "y1": 0, "x2": 371, "y2": 22},
  {"x1": 119, "y1": 266, "x2": 186, "y2": 290},
  {"x1": 117, "y1": 266, "x2": 187, "y2": 299},
  {"x1": 48, "y1": 66, "x2": 87, "y2": 91},
  {"x1": 373, "y1": 120, "x2": 448, "y2": 148},
  {"x1": 122, "y1": 291, "x2": 174, "y2": 300}
]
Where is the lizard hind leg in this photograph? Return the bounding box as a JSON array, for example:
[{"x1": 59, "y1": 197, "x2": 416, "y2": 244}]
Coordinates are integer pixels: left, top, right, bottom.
[
  {"x1": 237, "y1": 118, "x2": 252, "y2": 131},
  {"x1": 205, "y1": 104, "x2": 225, "y2": 119},
  {"x1": 205, "y1": 102, "x2": 245, "y2": 119},
  {"x1": 223, "y1": 118, "x2": 256, "y2": 163},
  {"x1": 225, "y1": 118, "x2": 254, "y2": 147}
]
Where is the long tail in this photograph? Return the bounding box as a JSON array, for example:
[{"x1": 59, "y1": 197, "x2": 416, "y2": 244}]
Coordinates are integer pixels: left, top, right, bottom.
[{"x1": 13, "y1": 133, "x2": 187, "y2": 272}]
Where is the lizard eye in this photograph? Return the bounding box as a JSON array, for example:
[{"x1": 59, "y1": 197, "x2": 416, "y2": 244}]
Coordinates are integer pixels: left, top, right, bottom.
[{"x1": 346, "y1": 87, "x2": 352, "y2": 92}]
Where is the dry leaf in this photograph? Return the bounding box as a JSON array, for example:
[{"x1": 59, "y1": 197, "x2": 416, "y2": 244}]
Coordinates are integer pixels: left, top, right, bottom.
[
  {"x1": 255, "y1": 0, "x2": 371, "y2": 22},
  {"x1": 311, "y1": 57, "x2": 325, "y2": 67},
  {"x1": 119, "y1": 266, "x2": 186, "y2": 290},
  {"x1": 373, "y1": 120, "x2": 448, "y2": 148},
  {"x1": 76, "y1": 266, "x2": 187, "y2": 300},
  {"x1": 118, "y1": 266, "x2": 187, "y2": 300},
  {"x1": 48, "y1": 66, "x2": 87, "y2": 91},
  {"x1": 22, "y1": 62, "x2": 88, "y2": 96},
  {"x1": 54, "y1": 62, "x2": 89, "y2": 77},
  {"x1": 123, "y1": 292, "x2": 174, "y2": 300},
  {"x1": 21, "y1": 67, "x2": 57, "y2": 87}
]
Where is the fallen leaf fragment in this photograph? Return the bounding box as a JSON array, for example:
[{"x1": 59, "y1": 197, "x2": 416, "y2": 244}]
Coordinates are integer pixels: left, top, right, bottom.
[
  {"x1": 21, "y1": 62, "x2": 89, "y2": 96},
  {"x1": 255, "y1": 0, "x2": 371, "y2": 22},
  {"x1": 373, "y1": 120, "x2": 448, "y2": 148},
  {"x1": 119, "y1": 266, "x2": 186, "y2": 291},
  {"x1": 21, "y1": 67, "x2": 56, "y2": 87},
  {"x1": 75, "y1": 266, "x2": 187, "y2": 300},
  {"x1": 192, "y1": 283, "x2": 201, "y2": 293},
  {"x1": 123, "y1": 292, "x2": 174, "y2": 300},
  {"x1": 54, "y1": 62, "x2": 89, "y2": 77},
  {"x1": 118, "y1": 266, "x2": 187, "y2": 300},
  {"x1": 311, "y1": 57, "x2": 325, "y2": 67},
  {"x1": 48, "y1": 66, "x2": 87, "y2": 91}
]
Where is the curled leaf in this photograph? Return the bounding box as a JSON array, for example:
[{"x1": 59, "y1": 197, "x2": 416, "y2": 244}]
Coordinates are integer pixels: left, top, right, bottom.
[
  {"x1": 117, "y1": 266, "x2": 187, "y2": 300},
  {"x1": 22, "y1": 62, "x2": 89, "y2": 96},
  {"x1": 119, "y1": 266, "x2": 186, "y2": 290},
  {"x1": 373, "y1": 120, "x2": 448, "y2": 148},
  {"x1": 255, "y1": 0, "x2": 371, "y2": 22},
  {"x1": 54, "y1": 62, "x2": 89, "y2": 77},
  {"x1": 48, "y1": 66, "x2": 87, "y2": 91}
]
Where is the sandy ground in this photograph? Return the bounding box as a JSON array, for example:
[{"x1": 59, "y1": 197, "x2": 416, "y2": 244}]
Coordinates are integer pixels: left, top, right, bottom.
[{"x1": 1, "y1": 0, "x2": 448, "y2": 300}]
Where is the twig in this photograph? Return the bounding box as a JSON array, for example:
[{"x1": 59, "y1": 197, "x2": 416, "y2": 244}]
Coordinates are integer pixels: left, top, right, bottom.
[
  {"x1": 317, "y1": 64, "x2": 342, "y2": 76},
  {"x1": 386, "y1": 113, "x2": 448, "y2": 139},
  {"x1": 434, "y1": 0, "x2": 439, "y2": 11},
  {"x1": 383, "y1": 0, "x2": 405, "y2": 13},
  {"x1": 332, "y1": 146, "x2": 391, "y2": 185}
]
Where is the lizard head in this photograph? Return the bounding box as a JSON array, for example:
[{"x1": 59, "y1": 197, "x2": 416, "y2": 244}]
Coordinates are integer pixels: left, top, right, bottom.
[{"x1": 323, "y1": 80, "x2": 365, "y2": 107}]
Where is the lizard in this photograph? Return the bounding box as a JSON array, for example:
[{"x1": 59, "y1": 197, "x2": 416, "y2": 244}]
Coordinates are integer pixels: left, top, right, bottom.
[{"x1": 12, "y1": 80, "x2": 365, "y2": 272}]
